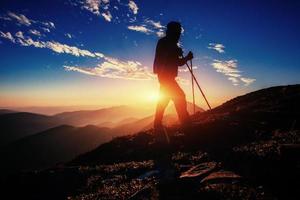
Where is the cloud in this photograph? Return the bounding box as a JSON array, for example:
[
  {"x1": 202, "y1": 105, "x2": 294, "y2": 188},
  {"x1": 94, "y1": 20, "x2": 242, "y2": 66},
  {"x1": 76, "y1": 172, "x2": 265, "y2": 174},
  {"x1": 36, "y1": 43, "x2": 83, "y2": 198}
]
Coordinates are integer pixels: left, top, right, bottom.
[
  {"x1": 240, "y1": 77, "x2": 256, "y2": 86},
  {"x1": 1, "y1": 12, "x2": 56, "y2": 35},
  {"x1": 7, "y1": 12, "x2": 31, "y2": 26},
  {"x1": 64, "y1": 60, "x2": 154, "y2": 80},
  {"x1": 42, "y1": 21, "x2": 55, "y2": 29},
  {"x1": 76, "y1": 0, "x2": 165, "y2": 37},
  {"x1": 15, "y1": 31, "x2": 24, "y2": 39},
  {"x1": 144, "y1": 19, "x2": 165, "y2": 37},
  {"x1": 127, "y1": 25, "x2": 153, "y2": 34},
  {"x1": 0, "y1": 31, "x2": 15, "y2": 42},
  {"x1": 102, "y1": 11, "x2": 112, "y2": 22},
  {"x1": 29, "y1": 29, "x2": 42, "y2": 37},
  {"x1": 145, "y1": 19, "x2": 164, "y2": 29},
  {"x1": 212, "y1": 59, "x2": 240, "y2": 76},
  {"x1": 0, "y1": 30, "x2": 158, "y2": 81},
  {"x1": 42, "y1": 28, "x2": 51, "y2": 33},
  {"x1": 156, "y1": 30, "x2": 165, "y2": 37},
  {"x1": 65, "y1": 33, "x2": 72, "y2": 39},
  {"x1": 128, "y1": 1, "x2": 139, "y2": 14},
  {"x1": 211, "y1": 59, "x2": 255, "y2": 86},
  {"x1": 82, "y1": 0, "x2": 101, "y2": 15},
  {"x1": 128, "y1": 19, "x2": 165, "y2": 37},
  {"x1": 228, "y1": 77, "x2": 239, "y2": 86},
  {"x1": 0, "y1": 31, "x2": 97, "y2": 57},
  {"x1": 208, "y1": 43, "x2": 225, "y2": 53},
  {"x1": 81, "y1": 0, "x2": 113, "y2": 22}
]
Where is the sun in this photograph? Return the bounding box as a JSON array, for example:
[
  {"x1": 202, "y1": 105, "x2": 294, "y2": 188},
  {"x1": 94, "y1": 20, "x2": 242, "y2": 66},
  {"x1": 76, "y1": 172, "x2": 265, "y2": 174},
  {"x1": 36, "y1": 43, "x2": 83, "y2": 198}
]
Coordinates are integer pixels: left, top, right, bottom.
[{"x1": 146, "y1": 92, "x2": 161, "y2": 103}]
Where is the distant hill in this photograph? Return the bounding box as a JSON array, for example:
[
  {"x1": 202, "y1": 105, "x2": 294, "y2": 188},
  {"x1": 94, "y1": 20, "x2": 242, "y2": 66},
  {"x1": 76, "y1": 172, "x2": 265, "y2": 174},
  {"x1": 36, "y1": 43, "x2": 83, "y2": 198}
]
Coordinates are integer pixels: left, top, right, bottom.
[
  {"x1": 53, "y1": 105, "x2": 151, "y2": 126},
  {"x1": 112, "y1": 114, "x2": 180, "y2": 135},
  {"x1": 0, "y1": 125, "x2": 112, "y2": 172},
  {"x1": 1, "y1": 105, "x2": 107, "y2": 115},
  {"x1": 109, "y1": 102, "x2": 204, "y2": 134},
  {"x1": 0, "y1": 106, "x2": 154, "y2": 146},
  {"x1": 0, "y1": 109, "x2": 16, "y2": 115},
  {"x1": 0, "y1": 112, "x2": 61, "y2": 146},
  {"x1": 113, "y1": 115, "x2": 154, "y2": 135}
]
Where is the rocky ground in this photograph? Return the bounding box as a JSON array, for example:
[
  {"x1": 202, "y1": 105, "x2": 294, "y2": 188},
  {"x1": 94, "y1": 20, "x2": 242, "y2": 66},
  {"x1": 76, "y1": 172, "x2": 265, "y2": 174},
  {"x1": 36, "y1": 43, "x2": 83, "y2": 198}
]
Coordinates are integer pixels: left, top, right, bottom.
[{"x1": 3, "y1": 128, "x2": 299, "y2": 200}]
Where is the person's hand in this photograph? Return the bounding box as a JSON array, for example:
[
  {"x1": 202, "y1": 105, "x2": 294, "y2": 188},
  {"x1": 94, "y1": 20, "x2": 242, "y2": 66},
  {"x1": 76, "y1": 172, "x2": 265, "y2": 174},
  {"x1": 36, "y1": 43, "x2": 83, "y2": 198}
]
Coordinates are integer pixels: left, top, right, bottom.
[
  {"x1": 186, "y1": 51, "x2": 193, "y2": 61},
  {"x1": 178, "y1": 48, "x2": 183, "y2": 56}
]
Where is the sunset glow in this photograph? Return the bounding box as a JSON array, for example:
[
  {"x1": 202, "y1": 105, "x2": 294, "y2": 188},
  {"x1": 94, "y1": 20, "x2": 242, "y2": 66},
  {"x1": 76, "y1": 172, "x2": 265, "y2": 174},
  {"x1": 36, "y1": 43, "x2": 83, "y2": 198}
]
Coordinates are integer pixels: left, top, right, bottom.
[
  {"x1": 146, "y1": 92, "x2": 161, "y2": 103},
  {"x1": 0, "y1": 0, "x2": 299, "y2": 113}
]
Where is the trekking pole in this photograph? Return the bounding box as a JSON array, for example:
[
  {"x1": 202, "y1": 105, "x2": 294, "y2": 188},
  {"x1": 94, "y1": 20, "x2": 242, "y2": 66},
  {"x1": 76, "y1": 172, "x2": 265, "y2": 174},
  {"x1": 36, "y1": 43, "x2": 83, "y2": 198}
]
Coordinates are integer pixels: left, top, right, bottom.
[
  {"x1": 190, "y1": 59, "x2": 196, "y2": 114},
  {"x1": 185, "y1": 61, "x2": 212, "y2": 111}
]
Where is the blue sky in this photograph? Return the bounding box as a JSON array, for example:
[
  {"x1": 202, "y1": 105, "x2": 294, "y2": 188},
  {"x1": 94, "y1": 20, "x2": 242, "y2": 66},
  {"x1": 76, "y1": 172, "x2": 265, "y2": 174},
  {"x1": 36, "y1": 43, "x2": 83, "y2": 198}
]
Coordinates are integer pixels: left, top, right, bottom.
[{"x1": 0, "y1": 0, "x2": 299, "y2": 108}]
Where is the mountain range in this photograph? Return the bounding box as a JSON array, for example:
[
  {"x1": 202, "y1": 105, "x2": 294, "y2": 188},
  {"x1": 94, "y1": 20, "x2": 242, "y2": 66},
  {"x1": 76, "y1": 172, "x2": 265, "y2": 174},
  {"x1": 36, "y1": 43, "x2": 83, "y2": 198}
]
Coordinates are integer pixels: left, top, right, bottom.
[{"x1": 0, "y1": 101, "x2": 202, "y2": 173}]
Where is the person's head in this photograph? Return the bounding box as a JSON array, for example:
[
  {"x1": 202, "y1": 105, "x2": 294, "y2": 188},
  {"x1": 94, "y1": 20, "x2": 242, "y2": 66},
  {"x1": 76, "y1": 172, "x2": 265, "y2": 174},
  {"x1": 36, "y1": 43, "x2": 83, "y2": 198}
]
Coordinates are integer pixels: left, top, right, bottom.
[{"x1": 166, "y1": 21, "x2": 182, "y2": 42}]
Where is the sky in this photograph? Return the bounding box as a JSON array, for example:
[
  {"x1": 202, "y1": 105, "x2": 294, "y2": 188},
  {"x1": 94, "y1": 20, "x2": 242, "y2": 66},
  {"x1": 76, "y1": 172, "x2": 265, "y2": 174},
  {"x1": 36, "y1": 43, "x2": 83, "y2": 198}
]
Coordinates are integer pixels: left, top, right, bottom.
[{"x1": 0, "y1": 0, "x2": 299, "y2": 110}]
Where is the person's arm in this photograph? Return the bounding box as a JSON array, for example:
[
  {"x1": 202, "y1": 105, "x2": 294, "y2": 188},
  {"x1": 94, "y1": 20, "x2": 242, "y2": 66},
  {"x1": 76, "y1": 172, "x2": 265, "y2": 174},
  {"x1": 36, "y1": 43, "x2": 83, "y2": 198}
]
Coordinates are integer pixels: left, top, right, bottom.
[{"x1": 177, "y1": 50, "x2": 193, "y2": 66}]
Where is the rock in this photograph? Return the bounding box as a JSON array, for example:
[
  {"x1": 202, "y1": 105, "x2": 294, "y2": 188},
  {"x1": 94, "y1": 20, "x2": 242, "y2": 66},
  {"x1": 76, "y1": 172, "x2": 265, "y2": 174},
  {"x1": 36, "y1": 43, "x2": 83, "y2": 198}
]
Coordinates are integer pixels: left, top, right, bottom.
[
  {"x1": 201, "y1": 170, "x2": 242, "y2": 184},
  {"x1": 180, "y1": 162, "x2": 217, "y2": 179}
]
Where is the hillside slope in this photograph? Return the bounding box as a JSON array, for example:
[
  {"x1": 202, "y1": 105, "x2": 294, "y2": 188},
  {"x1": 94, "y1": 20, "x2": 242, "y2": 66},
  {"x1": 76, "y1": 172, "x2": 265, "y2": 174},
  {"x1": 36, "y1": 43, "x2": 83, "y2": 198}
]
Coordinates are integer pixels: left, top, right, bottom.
[
  {"x1": 0, "y1": 112, "x2": 62, "y2": 146},
  {"x1": 0, "y1": 125, "x2": 112, "y2": 172}
]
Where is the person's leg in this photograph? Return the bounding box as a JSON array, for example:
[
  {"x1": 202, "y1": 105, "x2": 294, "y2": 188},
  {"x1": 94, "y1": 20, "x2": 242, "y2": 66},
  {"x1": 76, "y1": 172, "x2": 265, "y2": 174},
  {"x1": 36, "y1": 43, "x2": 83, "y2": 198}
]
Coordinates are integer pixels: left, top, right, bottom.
[
  {"x1": 154, "y1": 77, "x2": 170, "y2": 128},
  {"x1": 154, "y1": 95, "x2": 170, "y2": 128},
  {"x1": 168, "y1": 79, "x2": 190, "y2": 125}
]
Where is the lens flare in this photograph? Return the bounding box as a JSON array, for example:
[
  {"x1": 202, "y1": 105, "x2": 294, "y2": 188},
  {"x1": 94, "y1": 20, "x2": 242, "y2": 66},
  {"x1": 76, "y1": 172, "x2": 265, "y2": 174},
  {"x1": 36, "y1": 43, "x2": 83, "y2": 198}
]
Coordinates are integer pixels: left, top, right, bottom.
[{"x1": 147, "y1": 92, "x2": 161, "y2": 102}]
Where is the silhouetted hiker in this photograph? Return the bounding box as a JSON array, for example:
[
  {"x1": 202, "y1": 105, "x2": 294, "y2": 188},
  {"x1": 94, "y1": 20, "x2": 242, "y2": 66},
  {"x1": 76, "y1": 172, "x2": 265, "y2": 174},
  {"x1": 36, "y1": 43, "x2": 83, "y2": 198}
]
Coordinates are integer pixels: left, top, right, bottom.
[{"x1": 153, "y1": 21, "x2": 193, "y2": 133}]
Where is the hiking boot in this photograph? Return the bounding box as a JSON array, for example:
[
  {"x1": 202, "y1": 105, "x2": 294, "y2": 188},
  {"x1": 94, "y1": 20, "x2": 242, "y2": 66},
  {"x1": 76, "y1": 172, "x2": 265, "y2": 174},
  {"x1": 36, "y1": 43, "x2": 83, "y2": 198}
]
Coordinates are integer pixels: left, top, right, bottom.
[
  {"x1": 153, "y1": 123, "x2": 170, "y2": 144},
  {"x1": 154, "y1": 121, "x2": 164, "y2": 130}
]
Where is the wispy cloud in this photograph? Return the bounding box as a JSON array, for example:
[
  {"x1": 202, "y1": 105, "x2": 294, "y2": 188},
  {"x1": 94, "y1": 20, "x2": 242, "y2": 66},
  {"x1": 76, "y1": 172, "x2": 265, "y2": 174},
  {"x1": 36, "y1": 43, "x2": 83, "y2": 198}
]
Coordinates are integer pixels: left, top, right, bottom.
[
  {"x1": 145, "y1": 19, "x2": 164, "y2": 29},
  {"x1": 29, "y1": 29, "x2": 42, "y2": 37},
  {"x1": 211, "y1": 59, "x2": 255, "y2": 86},
  {"x1": 65, "y1": 33, "x2": 72, "y2": 39},
  {"x1": 128, "y1": 1, "x2": 139, "y2": 15},
  {"x1": 64, "y1": 60, "x2": 154, "y2": 80},
  {"x1": 1, "y1": 31, "x2": 97, "y2": 57},
  {"x1": 81, "y1": 0, "x2": 113, "y2": 22},
  {"x1": 1, "y1": 12, "x2": 56, "y2": 34},
  {"x1": 145, "y1": 19, "x2": 165, "y2": 37},
  {"x1": 127, "y1": 25, "x2": 153, "y2": 34},
  {"x1": 240, "y1": 77, "x2": 256, "y2": 86},
  {"x1": 42, "y1": 21, "x2": 55, "y2": 29},
  {"x1": 42, "y1": 28, "x2": 51, "y2": 33},
  {"x1": 102, "y1": 11, "x2": 112, "y2": 22},
  {"x1": 7, "y1": 12, "x2": 31, "y2": 26},
  {"x1": 156, "y1": 30, "x2": 165, "y2": 37},
  {"x1": 0, "y1": 31, "x2": 15, "y2": 42},
  {"x1": 212, "y1": 59, "x2": 239, "y2": 75},
  {"x1": 228, "y1": 77, "x2": 239, "y2": 86},
  {"x1": 77, "y1": 0, "x2": 164, "y2": 37},
  {"x1": 128, "y1": 19, "x2": 165, "y2": 37},
  {"x1": 0, "y1": 30, "x2": 157, "y2": 81},
  {"x1": 82, "y1": 0, "x2": 101, "y2": 15},
  {"x1": 15, "y1": 31, "x2": 24, "y2": 39},
  {"x1": 3, "y1": 12, "x2": 55, "y2": 29},
  {"x1": 208, "y1": 43, "x2": 225, "y2": 53}
]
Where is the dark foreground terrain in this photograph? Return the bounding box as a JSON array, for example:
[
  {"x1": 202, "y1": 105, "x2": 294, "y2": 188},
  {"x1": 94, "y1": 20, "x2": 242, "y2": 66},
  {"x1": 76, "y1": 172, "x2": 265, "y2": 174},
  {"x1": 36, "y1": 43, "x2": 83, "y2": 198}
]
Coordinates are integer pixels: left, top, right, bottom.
[{"x1": 1, "y1": 85, "x2": 299, "y2": 200}]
